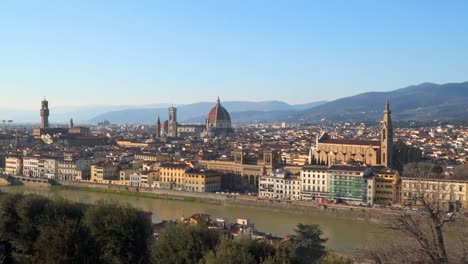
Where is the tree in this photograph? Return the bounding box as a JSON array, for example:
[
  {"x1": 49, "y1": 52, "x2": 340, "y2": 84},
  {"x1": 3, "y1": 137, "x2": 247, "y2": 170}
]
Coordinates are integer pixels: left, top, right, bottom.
[
  {"x1": 431, "y1": 164, "x2": 443, "y2": 175},
  {"x1": 83, "y1": 201, "x2": 152, "y2": 264},
  {"x1": 0, "y1": 193, "x2": 24, "y2": 263},
  {"x1": 261, "y1": 241, "x2": 301, "y2": 264},
  {"x1": 202, "y1": 238, "x2": 256, "y2": 264},
  {"x1": 294, "y1": 224, "x2": 327, "y2": 252},
  {"x1": 363, "y1": 165, "x2": 459, "y2": 264},
  {"x1": 320, "y1": 252, "x2": 353, "y2": 264},
  {"x1": 151, "y1": 224, "x2": 220, "y2": 264},
  {"x1": 293, "y1": 224, "x2": 327, "y2": 262},
  {"x1": 32, "y1": 217, "x2": 96, "y2": 264},
  {"x1": 6, "y1": 194, "x2": 50, "y2": 263}
]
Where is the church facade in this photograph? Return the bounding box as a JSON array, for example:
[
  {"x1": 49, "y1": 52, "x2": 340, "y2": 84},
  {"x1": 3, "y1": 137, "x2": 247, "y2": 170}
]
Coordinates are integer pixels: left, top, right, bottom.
[{"x1": 310, "y1": 100, "x2": 394, "y2": 168}]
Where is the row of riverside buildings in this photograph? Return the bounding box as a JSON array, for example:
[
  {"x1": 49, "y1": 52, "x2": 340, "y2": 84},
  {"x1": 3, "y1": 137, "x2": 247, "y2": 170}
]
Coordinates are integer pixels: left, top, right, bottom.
[
  {"x1": 259, "y1": 164, "x2": 467, "y2": 211},
  {"x1": 5, "y1": 151, "x2": 467, "y2": 210},
  {"x1": 2, "y1": 100, "x2": 466, "y2": 211}
]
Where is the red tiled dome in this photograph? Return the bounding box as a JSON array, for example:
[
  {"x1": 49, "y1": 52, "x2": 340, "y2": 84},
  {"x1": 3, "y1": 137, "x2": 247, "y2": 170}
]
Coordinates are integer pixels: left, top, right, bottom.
[{"x1": 206, "y1": 97, "x2": 231, "y2": 123}]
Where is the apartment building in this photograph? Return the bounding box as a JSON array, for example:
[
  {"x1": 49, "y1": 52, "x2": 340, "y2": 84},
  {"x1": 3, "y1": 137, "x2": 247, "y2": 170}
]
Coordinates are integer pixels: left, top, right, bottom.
[{"x1": 300, "y1": 165, "x2": 329, "y2": 200}]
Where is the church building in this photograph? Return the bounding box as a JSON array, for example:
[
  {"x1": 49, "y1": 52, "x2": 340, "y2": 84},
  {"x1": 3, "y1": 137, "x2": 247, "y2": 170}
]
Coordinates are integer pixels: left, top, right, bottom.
[{"x1": 310, "y1": 100, "x2": 394, "y2": 168}]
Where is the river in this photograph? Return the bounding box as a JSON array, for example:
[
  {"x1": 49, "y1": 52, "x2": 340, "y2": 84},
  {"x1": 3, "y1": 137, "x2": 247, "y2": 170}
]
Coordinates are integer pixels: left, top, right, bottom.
[{"x1": 1, "y1": 185, "x2": 386, "y2": 254}]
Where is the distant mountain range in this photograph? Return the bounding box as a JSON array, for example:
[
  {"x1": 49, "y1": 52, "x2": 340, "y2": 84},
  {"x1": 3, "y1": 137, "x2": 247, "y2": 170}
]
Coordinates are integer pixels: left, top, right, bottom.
[
  {"x1": 90, "y1": 101, "x2": 328, "y2": 124},
  {"x1": 4, "y1": 82, "x2": 467, "y2": 124},
  {"x1": 91, "y1": 82, "x2": 468, "y2": 124},
  {"x1": 293, "y1": 82, "x2": 468, "y2": 122}
]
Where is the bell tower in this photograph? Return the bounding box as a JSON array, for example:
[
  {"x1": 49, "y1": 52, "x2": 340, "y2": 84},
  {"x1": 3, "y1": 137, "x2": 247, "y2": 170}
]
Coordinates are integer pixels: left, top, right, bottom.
[
  {"x1": 168, "y1": 106, "x2": 177, "y2": 137},
  {"x1": 40, "y1": 98, "x2": 49, "y2": 129},
  {"x1": 156, "y1": 115, "x2": 161, "y2": 138},
  {"x1": 381, "y1": 99, "x2": 393, "y2": 168}
]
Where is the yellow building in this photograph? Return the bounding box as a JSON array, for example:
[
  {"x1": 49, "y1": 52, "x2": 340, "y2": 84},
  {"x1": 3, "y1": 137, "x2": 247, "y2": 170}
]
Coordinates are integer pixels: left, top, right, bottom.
[
  {"x1": 373, "y1": 168, "x2": 400, "y2": 206},
  {"x1": 185, "y1": 169, "x2": 221, "y2": 192},
  {"x1": 5, "y1": 156, "x2": 22, "y2": 175},
  {"x1": 160, "y1": 163, "x2": 189, "y2": 189},
  {"x1": 90, "y1": 162, "x2": 119, "y2": 183},
  {"x1": 116, "y1": 140, "x2": 149, "y2": 148},
  {"x1": 159, "y1": 163, "x2": 220, "y2": 192},
  {"x1": 402, "y1": 177, "x2": 468, "y2": 211}
]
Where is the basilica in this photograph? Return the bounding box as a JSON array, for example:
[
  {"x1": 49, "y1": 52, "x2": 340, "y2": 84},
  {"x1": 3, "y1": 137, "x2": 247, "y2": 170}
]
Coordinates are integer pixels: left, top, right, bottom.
[
  {"x1": 310, "y1": 100, "x2": 399, "y2": 168},
  {"x1": 157, "y1": 97, "x2": 234, "y2": 138}
]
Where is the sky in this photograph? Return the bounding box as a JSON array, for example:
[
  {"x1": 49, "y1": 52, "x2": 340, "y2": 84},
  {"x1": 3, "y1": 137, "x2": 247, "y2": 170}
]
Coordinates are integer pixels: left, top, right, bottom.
[{"x1": 0, "y1": 0, "x2": 467, "y2": 110}]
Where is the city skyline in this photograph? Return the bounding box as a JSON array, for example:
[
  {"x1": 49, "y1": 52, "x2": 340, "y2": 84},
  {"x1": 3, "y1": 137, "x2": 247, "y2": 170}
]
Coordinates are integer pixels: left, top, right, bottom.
[{"x1": 1, "y1": 1, "x2": 468, "y2": 108}]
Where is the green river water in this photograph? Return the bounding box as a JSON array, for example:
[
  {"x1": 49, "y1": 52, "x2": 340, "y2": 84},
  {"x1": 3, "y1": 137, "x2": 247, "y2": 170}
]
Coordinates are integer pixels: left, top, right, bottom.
[{"x1": 1, "y1": 185, "x2": 389, "y2": 254}]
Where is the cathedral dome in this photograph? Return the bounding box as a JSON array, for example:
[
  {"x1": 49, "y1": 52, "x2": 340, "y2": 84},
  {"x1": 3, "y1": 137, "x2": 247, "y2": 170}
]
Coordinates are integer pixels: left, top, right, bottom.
[
  {"x1": 206, "y1": 97, "x2": 231, "y2": 123},
  {"x1": 205, "y1": 97, "x2": 234, "y2": 137}
]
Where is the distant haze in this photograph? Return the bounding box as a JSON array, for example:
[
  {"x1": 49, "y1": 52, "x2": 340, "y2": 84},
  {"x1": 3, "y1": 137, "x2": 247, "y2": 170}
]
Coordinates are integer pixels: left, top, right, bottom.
[{"x1": 4, "y1": 81, "x2": 465, "y2": 125}]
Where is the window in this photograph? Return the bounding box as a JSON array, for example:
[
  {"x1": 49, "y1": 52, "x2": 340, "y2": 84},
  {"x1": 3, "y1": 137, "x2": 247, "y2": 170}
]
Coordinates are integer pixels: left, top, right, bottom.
[{"x1": 460, "y1": 186, "x2": 464, "y2": 192}]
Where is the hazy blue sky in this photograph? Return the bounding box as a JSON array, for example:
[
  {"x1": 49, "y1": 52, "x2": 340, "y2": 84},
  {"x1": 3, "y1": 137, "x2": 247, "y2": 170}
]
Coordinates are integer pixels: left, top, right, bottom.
[{"x1": 1, "y1": 0, "x2": 467, "y2": 109}]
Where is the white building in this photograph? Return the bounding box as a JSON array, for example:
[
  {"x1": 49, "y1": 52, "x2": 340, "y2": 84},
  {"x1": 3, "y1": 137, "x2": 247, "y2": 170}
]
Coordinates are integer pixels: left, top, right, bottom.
[
  {"x1": 23, "y1": 156, "x2": 41, "y2": 177},
  {"x1": 39, "y1": 158, "x2": 58, "y2": 178},
  {"x1": 139, "y1": 173, "x2": 149, "y2": 187},
  {"x1": 58, "y1": 154, "x2": 91, "y2": 181},
  {"x1": 300, "y1": 165, "x2": 329, "y2": 200},
  {"x1": 5, "y1": 156, "x2": 22, "y2": 175},
  {"x1": 129, "y1": 173, "x2": 141, "y2": 187},
  {"x1": 259, "y1": 170, "x2": 301, "y2": 200}
]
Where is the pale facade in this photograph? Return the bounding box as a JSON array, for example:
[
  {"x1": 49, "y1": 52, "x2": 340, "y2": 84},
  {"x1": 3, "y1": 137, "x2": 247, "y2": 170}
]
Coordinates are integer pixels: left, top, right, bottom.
[
  {"x1": 23, "y1": 157, "x2": 41, "y2": 177},
  {"x1": 40, "y1": 158, "x2": 58, "y2": 178},
  {"x1": 59, "y1": 158, "x2": 91, "y2": 181},
  {"x1": 300, "y1": 165, "x2": 329, "y2": 200},
  {"x1": 90, "y1": 163, "x2": 119, "y2": 182},
  {"x1": 259, "y1": 171, "x2": 301, "y2": 200},
  {"x1": 402, "y1": 177, "x2": 468, "y2": 210},
  {"x1": 5, "y1": 157, "x2": 22, "y2": 175}
]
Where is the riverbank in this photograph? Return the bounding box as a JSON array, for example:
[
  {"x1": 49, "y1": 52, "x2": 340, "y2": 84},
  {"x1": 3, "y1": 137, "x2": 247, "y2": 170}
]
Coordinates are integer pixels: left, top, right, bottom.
[
  {"x1": 53, "y1": 180, "x2": 407, "y2": 222},
  {"x1": 3, "y1": 184, "x2": 466, "y2": 256},
  {"x1": 53, "y1": 184, "x2": 223, "y2": 205}
]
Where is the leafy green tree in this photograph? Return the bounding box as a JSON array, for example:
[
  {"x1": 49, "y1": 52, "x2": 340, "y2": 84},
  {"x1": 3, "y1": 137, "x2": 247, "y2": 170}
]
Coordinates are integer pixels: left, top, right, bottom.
[
  {"x1": 0, "y1": 156, "x2": 5, "y2": 169},
  {"x1": 151, "y1": 224, "x2": 220, "y2": 264},
  {"x1": 202, "y1": 238, "x2": 256, "y2": 264},
  {"x1": 0, "y1": 194, "x2": 87, "y2": 263},
  {"x1": 202, "y1": 237, "x2": 298, "y2": 264},
  {"x1": 83, "y1": 201, "x2": 152, "y2": 264},
  {"x1": 261, "y1": 242, "x2": 301, "y2": 264},
  {"x1": 32, "y1": 217, "x2": 96, "y2": 264},
  {"x1": 294, "y1": 224, "x2": 327, "y2": 262},
  {"x1": 7, "y1": 194, "x2": 51, "y2": 263},
  {"x1": 0, "y1": 193, "x2": 24, "y2": 263},
  {"x1": 431, "y1": 164, "x2": 443, "y2": 175}
]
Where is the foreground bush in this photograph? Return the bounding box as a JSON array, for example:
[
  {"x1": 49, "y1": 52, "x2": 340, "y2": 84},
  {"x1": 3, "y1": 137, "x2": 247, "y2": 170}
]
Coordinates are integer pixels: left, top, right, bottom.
[{"x1": 0, "y1": 192, "x2": 330, "y2": 264}]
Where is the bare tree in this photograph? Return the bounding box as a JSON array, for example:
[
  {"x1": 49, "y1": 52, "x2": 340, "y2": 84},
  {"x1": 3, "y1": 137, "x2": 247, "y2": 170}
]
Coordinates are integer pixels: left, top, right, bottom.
[{"x1": 362, "y1": 163, "x2": 461, "y2": 264}]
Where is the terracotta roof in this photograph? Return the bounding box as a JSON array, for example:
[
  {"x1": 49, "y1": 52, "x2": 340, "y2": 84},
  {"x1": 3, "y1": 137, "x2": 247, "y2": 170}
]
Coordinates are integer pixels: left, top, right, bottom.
[
  {"x1": 319, "y1": 138, "x2": 381, "y2": 146},
  {"x1": 206, "y1": 98, "x2": 231, "y2": 123}
]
